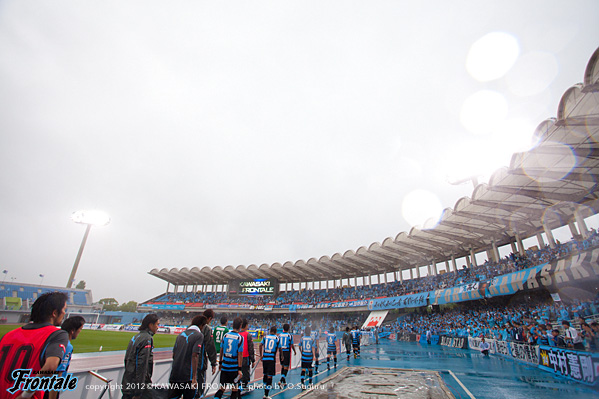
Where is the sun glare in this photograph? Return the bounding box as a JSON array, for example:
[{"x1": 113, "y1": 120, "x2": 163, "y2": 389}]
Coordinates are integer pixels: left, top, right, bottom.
[{"x1": 466, "y1": 32, "x2": 520, "y2": 82}]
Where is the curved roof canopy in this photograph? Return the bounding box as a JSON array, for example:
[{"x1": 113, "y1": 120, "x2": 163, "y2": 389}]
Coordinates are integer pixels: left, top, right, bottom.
[{"x1": 150, "y1": 47, "x2": 599, "y2": 286}]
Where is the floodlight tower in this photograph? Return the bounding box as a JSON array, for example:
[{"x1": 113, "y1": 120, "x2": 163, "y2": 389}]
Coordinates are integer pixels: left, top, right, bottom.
[{"x1": 67, "y1": 210, "x2": 111, "y2": 288}]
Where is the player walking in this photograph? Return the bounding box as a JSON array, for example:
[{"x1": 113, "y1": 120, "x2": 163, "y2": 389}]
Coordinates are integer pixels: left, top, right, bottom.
[
  {"x1": 350, "y1": 326, "x2": 361, "y2": 358},
  {"x1": 326, "y1": 327, "x2": 338, "y2": 370},
  {"x1": 259, "y1": 326, "x2": 280, "y2": 399},
  {"x1": 214, "y1": 317, "x2": 244, "y2": 399},
  {"x1": 300, "y1": 327, "x2": 317, "y2": 388},
  {"x1": 277, "y1": 323, "x2": 296, "y2": 387}
]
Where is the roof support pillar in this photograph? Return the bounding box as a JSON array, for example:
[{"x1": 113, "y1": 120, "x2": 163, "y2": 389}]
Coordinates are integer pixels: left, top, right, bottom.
[
  {"x1": 174, "y1": 285, "x2": 178, "y2": 294},
  {"x1": 543, "y1": 224, "x2": 556, "y2": 248},
  {"x1": 383, "y1": 272, "x2": 388, "y2": 285},
  {"x1": 515, "y1": 232, "x2": 525, "y2": 256},
  {"x1": 492, "y1": 241, "x2": 500, "y2": 263},
  {"x1": 445, "y1": 260, "x2": 450, "y2": 273},
  {"x1": 166, "y1": 282, "x2": 170, "y2": 293},
  {"x1": 398, "y1": 270, "x2": 403, "y2": 283},
  {"x1": 465, "y1": 254, "x2": 471, "y2": 268},
  {"x1": 432, "y1": 259, "x2": 437, "y2": 275},
  {"x1": 368, "y1": 275, "x2": 372, "y2": 287},
  {"x1": 416, "y1": 266, "x2": 421, "y2": 279},
  {"x1": 469, "y1": 249, "x2": 477, "y2": 267},
  {"x1": 510, "y1": 240, "x2": 518, "y2": 254},
  {"x1": 409, "y1": 269, "x2": 414, "y2": 280},
  {"x1": 451, "y1": 255, "x2": 457, "y2": 272},
  {"x1": 536, "y1": 232, "x2": 545, "y2": 248},
  {"x1": 575, "y1": 210, "x2": 589, "y2": 239},
  {"x1": 569, "y1": 221, "x2": 580, "y2": 238}
]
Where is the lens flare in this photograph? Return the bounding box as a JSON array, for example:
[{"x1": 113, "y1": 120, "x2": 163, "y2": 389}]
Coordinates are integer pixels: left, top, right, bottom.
[
  {"x1": 466, "y1": 32, "x2": 520, "y2": 82},
  {"x1": 521, "y1": 142, "x2": 577, "y2": 183}
]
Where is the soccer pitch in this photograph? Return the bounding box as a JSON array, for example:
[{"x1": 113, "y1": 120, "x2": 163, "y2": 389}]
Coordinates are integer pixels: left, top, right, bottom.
[{"x1": 0, "y1": 325, "x2": 177, "y2": 353}]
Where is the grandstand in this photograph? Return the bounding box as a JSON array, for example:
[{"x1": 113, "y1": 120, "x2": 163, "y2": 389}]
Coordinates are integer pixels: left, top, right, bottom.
[
  {"x1": 147, "y1": 43, "x2": 599, "y2": 310},
  {"x1": 0, "y1": 281, "x2": 95, "y2": 323}
]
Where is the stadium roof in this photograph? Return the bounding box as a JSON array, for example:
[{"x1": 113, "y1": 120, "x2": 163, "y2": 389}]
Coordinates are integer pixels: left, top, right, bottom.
[{"x1": 150, "y1": 47, "x2": 599, "y2": 286}]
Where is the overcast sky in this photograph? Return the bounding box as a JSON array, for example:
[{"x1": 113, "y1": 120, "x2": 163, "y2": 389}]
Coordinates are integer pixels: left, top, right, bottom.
[{"x1": 0, "y1": 1, "x2": 598, "y2": 304}]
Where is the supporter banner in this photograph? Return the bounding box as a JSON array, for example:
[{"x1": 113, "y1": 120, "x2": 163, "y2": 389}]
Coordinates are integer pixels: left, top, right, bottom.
[
  {"x1": 362, "y1": 310, "x2": 388, "y2": 329},
  {"x1": 84, "y1": 323, "x2": 105, "y2": 330},
  {"x1": 510, "y1": 342, "x2": 539, "y2": 364},
  {"x1": 457, "y1": 282, "x2": 479, "y2": 293},
  {"x1": 492, "y1": 340, "x2": 539, "y2": 365},
  {"x1": 264, "y1": 304, "x2": 273, "y2": 311},
  {"x1": 315, "y1": 302, "x2": 332, "y2": 309},
  {"x1": 468, "y1": 337, "x2": 497, "y2": 354},
  {"x1": 539, "y1": 345, "x2": 599, "y2": 386},
  {"x1": 440, "y1": 336, "x2": 468, "y2": 349},
  {"x1": 124, "y1": 325, "x2": 139, "y2": 332},
  {"x1": 149, "y1": 304, "x2": 185, "y2": 310},
  {"x1": 103, "y1": 324, "x2": 123, "y2": 331},
  {"x1": 488, "y1": 249, "x2": 599, "y2": 298},
  {"x1": 367, "y1": 292, "x2": 429, "y2": 310},
  {"x1": 430, "y1": 285, "x2": 485, "y2": 305},
  {"x1": 495, "y1": 340, "x2": 510, "y2": 356}
]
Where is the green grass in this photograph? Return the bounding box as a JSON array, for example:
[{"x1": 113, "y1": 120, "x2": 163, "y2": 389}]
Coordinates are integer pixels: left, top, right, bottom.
[{"x1": 0, "y1": 324, "x2": 176, "y2": 353}]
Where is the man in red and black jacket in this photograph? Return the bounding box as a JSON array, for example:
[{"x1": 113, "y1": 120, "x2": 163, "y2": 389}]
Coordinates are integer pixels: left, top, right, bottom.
[{"x1": 0, "y1": 292, "x2": 69, "y2": 399}]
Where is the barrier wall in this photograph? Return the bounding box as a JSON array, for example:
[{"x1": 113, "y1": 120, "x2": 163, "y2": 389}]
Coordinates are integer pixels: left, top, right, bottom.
[
  {"x1": 387, "y1": 329, "x2": 598, "y2": 386},
  {"x1": 538, "y1": 345, "x2": 599, "y2": 386}
]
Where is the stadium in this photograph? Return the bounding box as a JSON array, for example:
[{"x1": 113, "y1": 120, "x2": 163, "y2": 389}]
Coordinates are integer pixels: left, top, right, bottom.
[
  {"x1": 1, "y1": 2, "x2": 599, "y2": 398},
  {"x1": 1, "y1": 45, "x2": 598, "y2": 398}
]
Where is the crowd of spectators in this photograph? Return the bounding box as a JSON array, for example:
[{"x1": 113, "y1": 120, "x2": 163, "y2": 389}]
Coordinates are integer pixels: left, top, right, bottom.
[
  {"x1": 148, "y1": 231, "x2": 599, "y2": 307},
  {"x1": 394, "y1": 292, "x2": 599, "y2": 351}
]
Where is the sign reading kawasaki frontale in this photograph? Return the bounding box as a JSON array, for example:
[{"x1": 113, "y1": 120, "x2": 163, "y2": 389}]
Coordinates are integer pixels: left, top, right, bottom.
[{"x1": 229, "y1": 278, "x2": 278, "y2": 296}]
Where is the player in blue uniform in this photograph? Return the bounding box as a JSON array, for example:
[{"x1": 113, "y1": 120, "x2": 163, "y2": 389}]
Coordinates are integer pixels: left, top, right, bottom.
[
  {"x1": 325, "y1": 327, "x2": 338, "y2": 370},
  {"x1": 259, "y1": 326, "x2": 280, "y2": 399},
  {"x1": 300, "y1": 326, "x2": 317, "y2": 387},
  {"x1": 215, "y1": 317, "x2": 244, "y2": 399},
  {"x1": 277, "y1": 323, "x2": 296, "y2": 387},
  {"x1": 351, "y1": 326, "x2": 361, "y2": 358}
]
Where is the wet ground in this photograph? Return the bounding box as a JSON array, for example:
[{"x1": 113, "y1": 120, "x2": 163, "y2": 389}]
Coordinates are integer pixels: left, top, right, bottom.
[{"x1": 228, "y1": 340, "x2": 598, "y2": 399}]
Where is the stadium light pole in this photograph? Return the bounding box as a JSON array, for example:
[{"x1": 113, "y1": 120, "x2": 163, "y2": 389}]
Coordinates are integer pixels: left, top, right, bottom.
[{"x1": 67, "y1": 210, "x2": 111, "y2": 288}]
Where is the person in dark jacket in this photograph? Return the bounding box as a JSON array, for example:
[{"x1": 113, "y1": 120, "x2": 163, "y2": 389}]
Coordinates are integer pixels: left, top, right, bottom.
[
  {"x1": 198, "y1": 309, "x2": 217, "y2": 392},
  {"x1": 168, "y1": 315, "x2": 207, "y2": 399},
  {"x1": 342, "y1": 327, "x2": 351, "y2": 361},
  {"x1": 122, "y1": 314, "x2": 160, "y2": 399}
]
